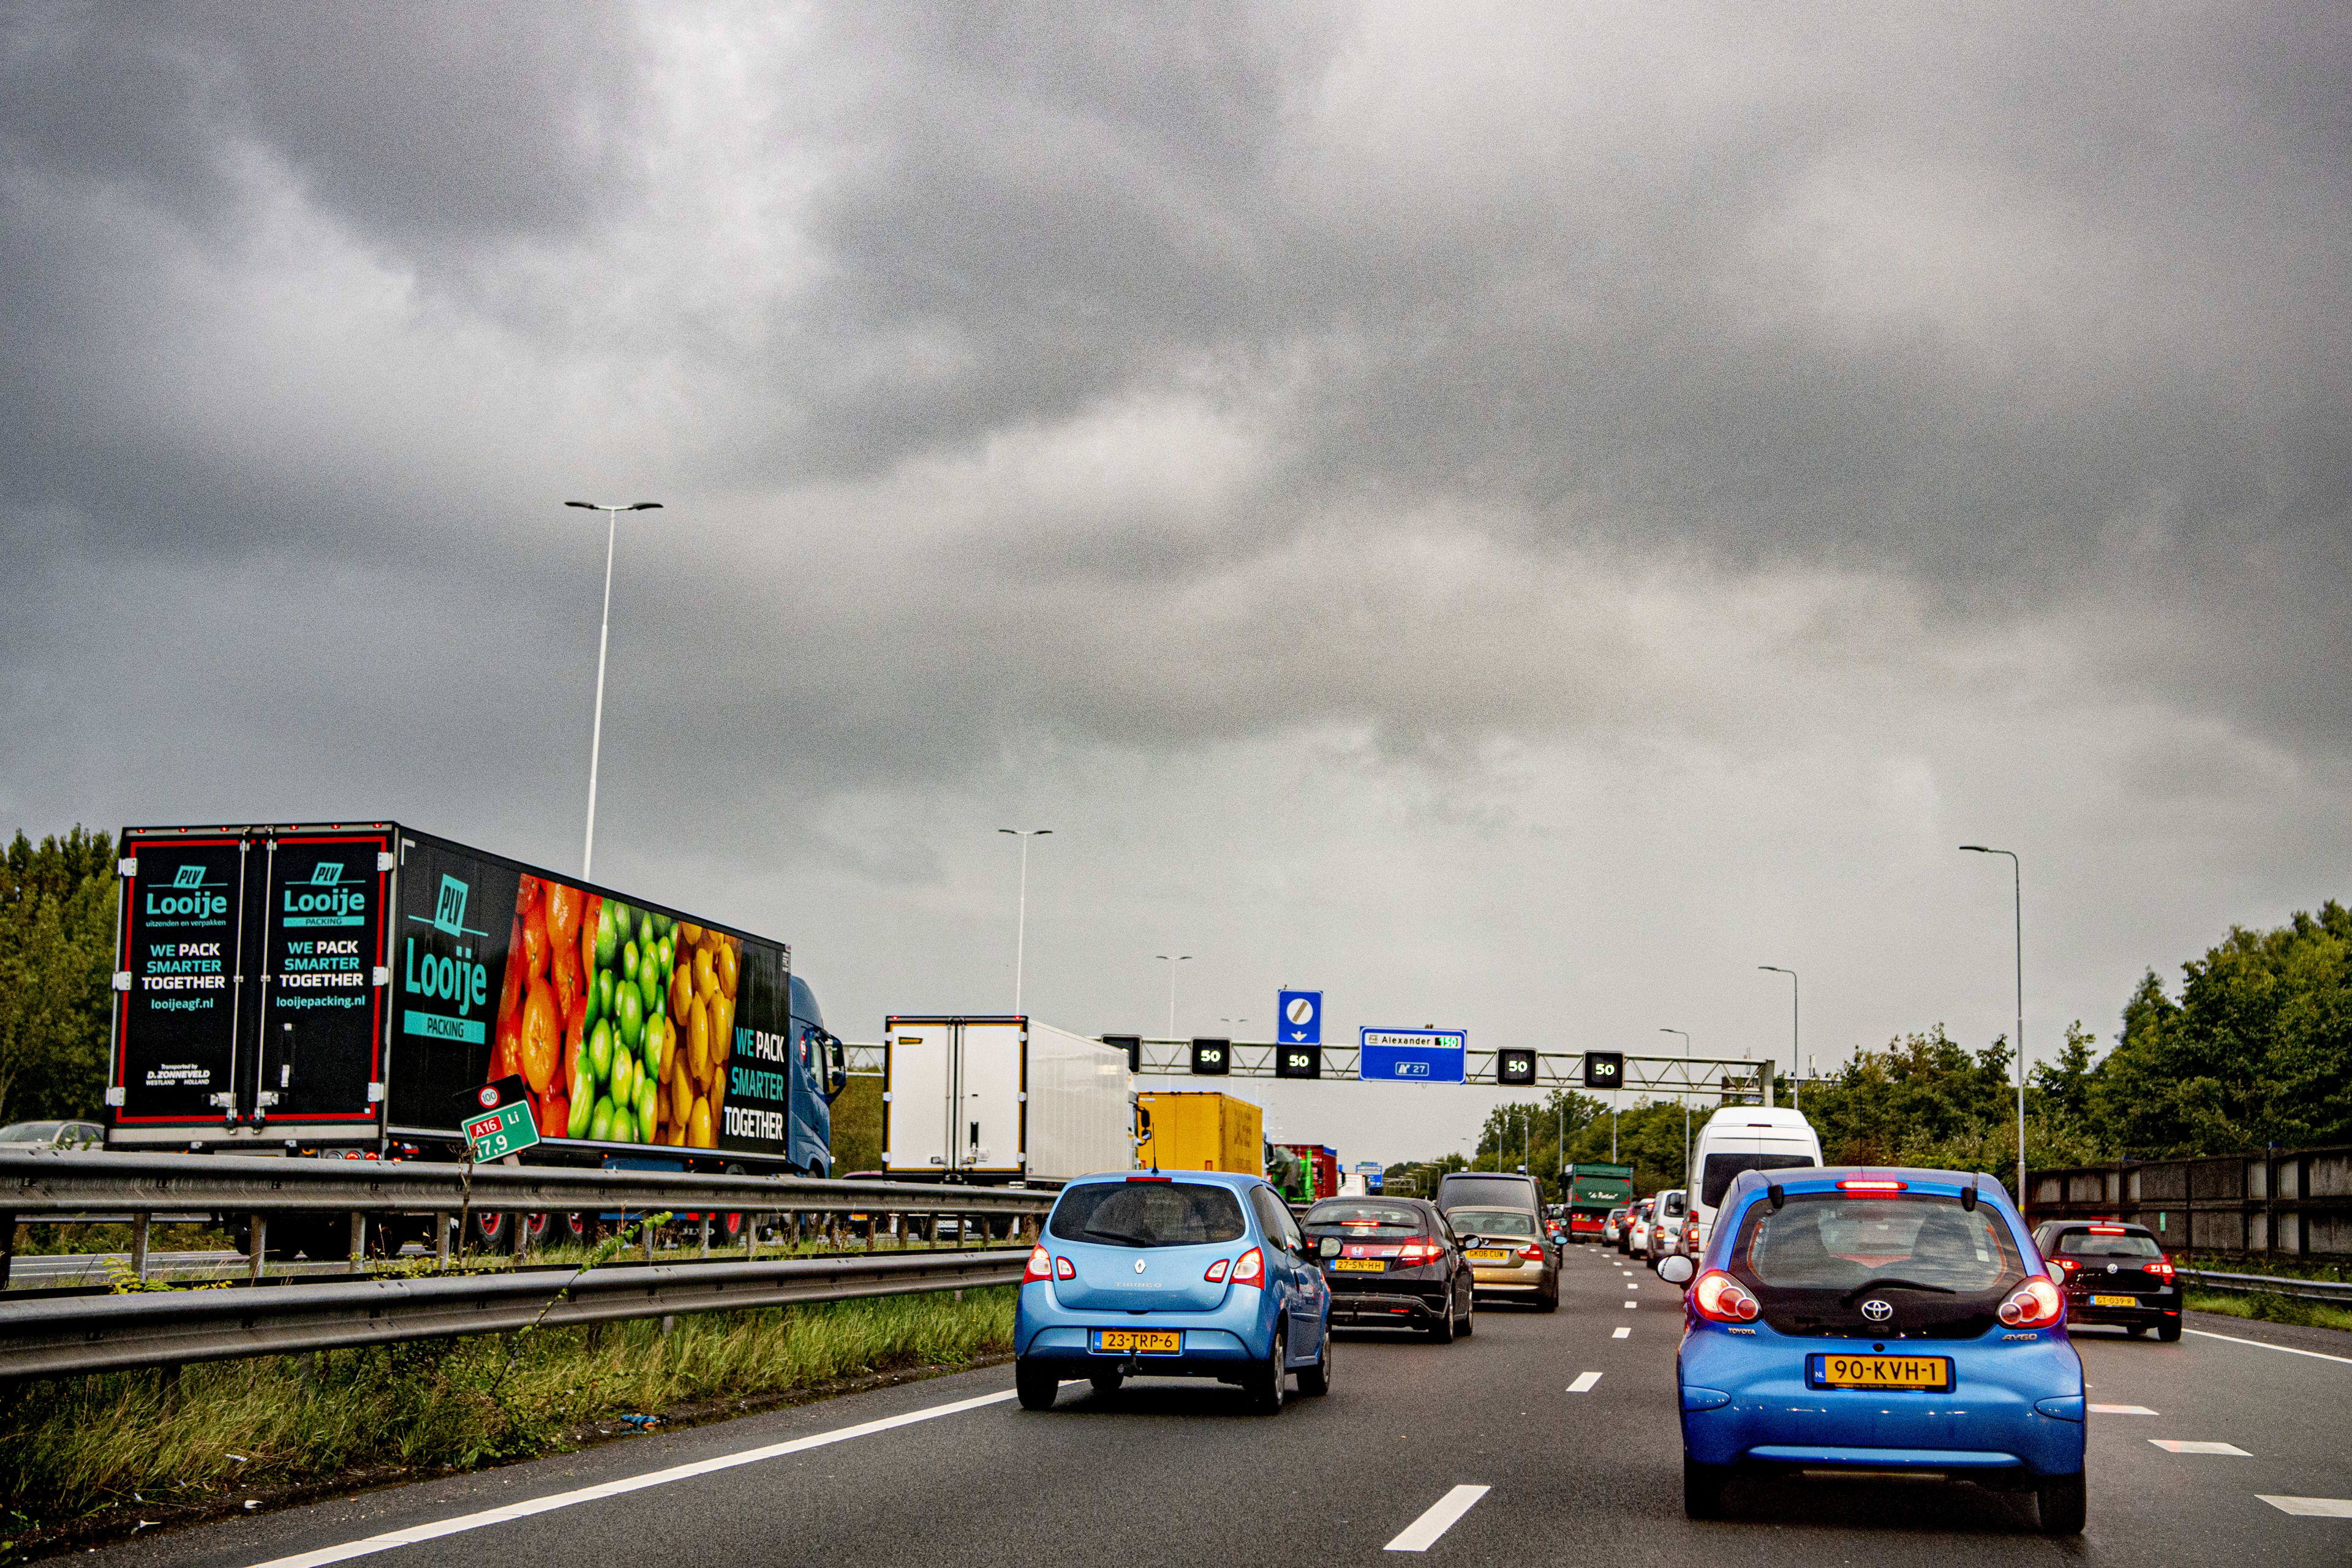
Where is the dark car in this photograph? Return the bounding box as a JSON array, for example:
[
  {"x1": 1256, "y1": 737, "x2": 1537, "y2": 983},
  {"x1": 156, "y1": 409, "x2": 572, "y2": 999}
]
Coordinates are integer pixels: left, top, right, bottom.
[
  {"x1": 1433, "y1": 1171, "x2": 1560, "y2": 1311},
  {"x1": 1304, "y1": 1196, "x2": 1476, "y2": 1342},
  {"x1": 2031, "y1": 1219, "x2": 2180, "y2": 1341}
]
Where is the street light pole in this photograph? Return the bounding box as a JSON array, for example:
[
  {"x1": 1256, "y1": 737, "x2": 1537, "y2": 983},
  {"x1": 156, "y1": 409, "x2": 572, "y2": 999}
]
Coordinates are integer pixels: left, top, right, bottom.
[
  {"x1": 997, "y1": 829, "x2": 1052, "y2": 1014},
  {"x1": 564, "y1": 500, "x2": 662, "y2": 882},
  {"x1": 1155, "y1": 954, "x2": 1192, "y2": 1037},
  {"x1": 1962, "y1": 845, "x2": 2027, "y2": 1201},
  {"x1": 1660, "y1": 1028, "x2": 1691, "y2": 1185},
  {"x1": 1758, "y1": 967, "x2": 1799, "y2": 1109}
]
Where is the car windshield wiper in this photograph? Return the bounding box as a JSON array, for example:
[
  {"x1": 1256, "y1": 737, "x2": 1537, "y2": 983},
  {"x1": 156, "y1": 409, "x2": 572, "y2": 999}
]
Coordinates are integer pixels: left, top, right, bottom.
[
  {"x1": 1080, "y1": 1224, "x2": 1159, "y2": 1247},
  {"x1": 1841, "y1": 1277, "x2": 1958, "y2": 1302}
]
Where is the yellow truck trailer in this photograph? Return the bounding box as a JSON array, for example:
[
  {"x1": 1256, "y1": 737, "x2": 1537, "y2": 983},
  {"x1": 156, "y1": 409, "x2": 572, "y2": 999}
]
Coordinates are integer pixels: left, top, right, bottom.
[{"x1": 1136, "y1": 1090, "x2": 1263, "y2": 1175}]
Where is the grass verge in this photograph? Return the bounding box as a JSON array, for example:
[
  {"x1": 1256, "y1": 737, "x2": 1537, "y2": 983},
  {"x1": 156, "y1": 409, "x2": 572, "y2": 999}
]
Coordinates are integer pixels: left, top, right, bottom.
[
  {"x1": 0, "y1": 1286, "x2": 1014, "y2": 1560},
  {"x1": 2184, "y1": 1288, "x2": 2352, "y2": 1333}
]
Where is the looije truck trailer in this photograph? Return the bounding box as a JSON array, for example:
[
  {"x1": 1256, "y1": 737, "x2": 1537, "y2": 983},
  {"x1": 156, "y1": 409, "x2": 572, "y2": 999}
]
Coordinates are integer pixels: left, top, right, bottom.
[
  {"x1": 881, "y1": 1016, "x2": 1133, "y2": 1187},
  {"x1": 107, "y1": 824, "x2": 848, "y2": 1199}
]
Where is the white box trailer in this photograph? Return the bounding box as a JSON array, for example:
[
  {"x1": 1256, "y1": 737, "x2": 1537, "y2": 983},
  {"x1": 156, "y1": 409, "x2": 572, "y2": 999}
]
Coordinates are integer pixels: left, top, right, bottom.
[{"x1": 881, "y1": 1016, "x2": 1133, "y2": 1186}]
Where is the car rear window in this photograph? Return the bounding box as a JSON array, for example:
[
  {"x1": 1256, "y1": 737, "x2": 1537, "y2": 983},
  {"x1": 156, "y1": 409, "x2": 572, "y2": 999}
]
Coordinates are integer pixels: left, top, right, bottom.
[
  {"x1": 0, "y1": 1121, "x2": 64, "y2": 1142},
  {"x1": 1438, "y1": 1176, "x2": 1538, "y2": 1209},
  {"x1": 1447, "y1": 1208, "x2": 1537, "y2": 1237},
  {"x1": 1306, "y1": 1203, "x2": 1423, "y2": 1232},
  {"x1": 1049, "y1": 1181, "x2": 1247, "y2": 1247},
  {"x1": 1700, "y1": 1152, "x2": 1816, "y2": 1208},
  {"x1": 2056, "y1": 1229, "x2": 2160, "y2": 1258},
  {"x1": 1741, "y1": 1194, "x2": 2021, "y2": 1292}
]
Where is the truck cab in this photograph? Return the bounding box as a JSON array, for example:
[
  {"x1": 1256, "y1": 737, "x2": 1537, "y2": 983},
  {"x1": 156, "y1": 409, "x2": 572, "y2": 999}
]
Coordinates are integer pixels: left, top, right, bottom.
[{"x1": 787, "y1": 974, "x2": 846, "y2": 1176}]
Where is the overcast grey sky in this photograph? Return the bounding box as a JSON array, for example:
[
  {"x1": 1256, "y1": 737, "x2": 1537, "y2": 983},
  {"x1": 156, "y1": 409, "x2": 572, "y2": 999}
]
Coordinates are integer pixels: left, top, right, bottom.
[{"x1": 4, "y1": 2, "x2": 2346, "y2": 1163}]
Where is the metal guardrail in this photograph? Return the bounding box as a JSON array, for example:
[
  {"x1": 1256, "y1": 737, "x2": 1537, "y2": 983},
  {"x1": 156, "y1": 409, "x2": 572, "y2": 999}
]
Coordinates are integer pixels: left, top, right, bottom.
[
  {"x1": 0, "y1": 1150, "x2": 1054, "y2": 1218},
  {"x1": 2176, "y1": 1267, "x2": 2352, "y2": 1305},
  {"x1": 0, "y1": 1246, "x2": 1028, "y2": 1379}
]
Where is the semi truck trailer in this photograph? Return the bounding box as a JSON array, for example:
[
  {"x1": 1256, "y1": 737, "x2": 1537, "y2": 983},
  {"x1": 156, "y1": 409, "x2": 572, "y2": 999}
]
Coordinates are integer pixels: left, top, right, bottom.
[
  {"x1": 1134, "y1": 1089, "x2": 1262, "y2": 1175},
  {"x1": 880, "y1": 1016, "x2": 1132, "y2": 1187},
  {"x1": 107, "y1": 823, "x2": 848, "y2": 1194}
]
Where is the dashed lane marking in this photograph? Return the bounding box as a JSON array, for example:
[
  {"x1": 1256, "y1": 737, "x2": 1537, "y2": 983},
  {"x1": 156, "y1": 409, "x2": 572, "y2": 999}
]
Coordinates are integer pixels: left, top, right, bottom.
[
  {"x1": 2260, "y1": 1496, "x2": 2352, "y2": 1518},
  {"x1": 2186, "y1": 1328, "x2": 2352, "y2": 1366},
  {"x1": 1613, "y1": 1326, "x2": 1630, "y2": 1339},
  {"x1": 2090, "y1": 1404, "x2": 2157, "y2": 1415},
  {"x1": 236, "y1": 1389, "x2": 1020, "y2": 1568},
  {"x1": 1385, "y1": 1485, "x2": 1491, "y2": 1552},
  {"x1": 1567, "y1": 1372, "x2": 1602, "y2": 1393},
  {"x1": 2149, "y1": 1440, "x2": 2250, "y2": 1455}
]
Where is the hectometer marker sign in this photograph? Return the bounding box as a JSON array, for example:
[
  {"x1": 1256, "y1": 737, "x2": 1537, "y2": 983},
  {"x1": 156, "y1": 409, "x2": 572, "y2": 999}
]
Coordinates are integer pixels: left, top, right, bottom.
[
  {"x1": 1359, "y1": 1027, "x2": 1467, "y2": 1084},
  {"x1": 459, "y1": 1074, "x2": 540, "y2": 1161}
]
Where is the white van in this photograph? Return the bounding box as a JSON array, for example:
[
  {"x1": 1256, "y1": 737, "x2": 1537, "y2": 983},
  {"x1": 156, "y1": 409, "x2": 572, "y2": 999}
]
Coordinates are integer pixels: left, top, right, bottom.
[{"x1": 1686, "y1": 1107, "x2": 1822, "y2": 1256}]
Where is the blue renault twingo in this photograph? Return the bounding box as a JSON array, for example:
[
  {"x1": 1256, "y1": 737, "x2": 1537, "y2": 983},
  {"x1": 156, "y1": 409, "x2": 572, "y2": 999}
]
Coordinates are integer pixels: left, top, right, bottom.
[
  {"x1": 1658, "y1": 1167, "x2": 2086, "y2": 1534},
  {"x1": 1014, "y1": 1170, "x2": 1332, "y2": 1412}
]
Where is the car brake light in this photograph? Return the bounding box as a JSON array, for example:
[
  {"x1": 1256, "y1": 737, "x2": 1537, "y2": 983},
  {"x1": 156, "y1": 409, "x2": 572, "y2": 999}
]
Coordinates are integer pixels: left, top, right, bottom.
[
  {"x1": 1055, "y1": 1256, "x2": 1075, "y2": 1280},
  {"x1": 1690, "y1": 1268, "x2": 1760, "y2": 1324},
  {"x1": 1205, "y1": 1257, "x2": 1230, "y2": 1282},
  {"x1": 1396, "y1": 1242, "x2": 1441, "y2": 1264},
  {"x1": 2150, "y1": 1254, "x2": 2176, "y2": 1280},
  {"x1": 1231, "y1": 1247, "x2": 1264, "y2": 1287},
  {"x1": 1023, "y1": 1245, "x2": 1052, "y2": 1283},
  {"x1": 1126, "y1": 1175, "x2": 1172, "y2": 1183},
  {"x1": 2087, "y1": 1224, "x2": 2128, "y2": 1234},
  {"x1": 1836, "y1": 1178, "x2": 1907, "y2": 1193},
  {"x1": 1999, "y1": 1276, "x2": 2065, "y2": 1329},
  {"x1": 2053, "y1": 1256, "x2": 2078, "y2": 1270},
  {"x1": 1518, "y1": 1243, "x2": 1545, "y2": 1261}
]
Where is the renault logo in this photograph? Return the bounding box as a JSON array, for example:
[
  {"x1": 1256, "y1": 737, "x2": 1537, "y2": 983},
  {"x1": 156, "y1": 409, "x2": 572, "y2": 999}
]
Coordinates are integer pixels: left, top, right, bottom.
[
  {"x1": 1861, "y1": 1298, "x2": 1894, "y2": 1322},
  {"x1": 1134, "y1": 1259, "x2": 1147, "y2": 1274}
]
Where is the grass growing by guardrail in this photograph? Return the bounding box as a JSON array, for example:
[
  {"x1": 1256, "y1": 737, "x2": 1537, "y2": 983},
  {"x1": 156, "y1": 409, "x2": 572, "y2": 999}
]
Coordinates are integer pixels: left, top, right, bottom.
[
  {"x1": 2184, "y1": 1288, "x2": 2352, "y2": 1333},
  {"x1": 0, "y1": 1286, "x2": 1015, "y2": 1550}
]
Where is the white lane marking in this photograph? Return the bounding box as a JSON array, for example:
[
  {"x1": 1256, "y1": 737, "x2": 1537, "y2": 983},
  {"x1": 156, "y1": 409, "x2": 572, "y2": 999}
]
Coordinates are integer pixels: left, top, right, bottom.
[
  {"x1": 1385, "y1": 1485, "x2": 1491, "y2": 1552},
  {"x1": 239, "y1": 1389, "x2": 1019, "y2": 1568},
  {"x1": 2149, "y1": 1439, "x2": 2251, "y2": 1455},
  {"x1": 1623, "y1": 1301, "x2": 1636, "y2": 1309},
  {"x1": 1567, "y1": 1371, "x2": 1602, "y2": 1393},
  {"x1": 1626, "y1": 1283, "x2": 1637, "y2": 1291},
  {"x1": 2261, "y1": 1496, "x2": 2352, "y2": 1517},
  {"x1": 2090, "y1": 1404, "x2": 2157, "y2": 1415},
  {"x1": 1613, "y1": 1325, "x2": 1630, "y2": 1339},
  {"x1": 2187, "y1": 1328, "x2": 2352, "y2": 1366}
]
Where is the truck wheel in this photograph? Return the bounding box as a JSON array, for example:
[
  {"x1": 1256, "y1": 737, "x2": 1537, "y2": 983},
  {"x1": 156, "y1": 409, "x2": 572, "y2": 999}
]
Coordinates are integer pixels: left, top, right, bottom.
[
  {"x1": 1014, "y1": 1360, "x2": 1060, "y2": 1411},
  {"x1": 1684, "y1": 1455, "x2": 1730, "y2": 1520},
  {"x1": 2035, "y1": 1472, "x2": 2086, "y2": 1535},
  {"x1": 464, "y1": 1210, "x2": 507, "y2": 1251}
]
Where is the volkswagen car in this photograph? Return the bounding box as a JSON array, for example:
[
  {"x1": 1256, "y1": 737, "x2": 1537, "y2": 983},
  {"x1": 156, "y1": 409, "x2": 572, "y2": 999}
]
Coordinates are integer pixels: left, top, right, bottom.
[
  {"x1": 1661, "y1": 1167, "x2": 2086, "y2": 1534},
  {"x1": 1014, "y1": 1171, "x2": 1333, "y2": 1412},
  {"x1": 1304, "y1": 1194, "x2": 1475, "y2": 1341},
  {"x1": 2030, "y1": 1219, "x2": 2181, "y2": 1340}
]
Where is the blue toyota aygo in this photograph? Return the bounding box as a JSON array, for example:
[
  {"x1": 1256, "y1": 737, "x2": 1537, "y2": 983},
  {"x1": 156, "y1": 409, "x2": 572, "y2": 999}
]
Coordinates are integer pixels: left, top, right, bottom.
[
  {"x1": 1014, "y1": 1170, "x2": 1332, "y2": 1412},
  {"x1": 1658, "y1": 1166, "x2": 2086, "y2": 1534}
]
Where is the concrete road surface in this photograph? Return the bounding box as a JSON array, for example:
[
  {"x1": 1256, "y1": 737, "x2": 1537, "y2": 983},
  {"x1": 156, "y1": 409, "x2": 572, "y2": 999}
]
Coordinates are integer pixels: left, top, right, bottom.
[{"x1": 88, "y1": 1242, "x2": 2352, "y2": 1567}]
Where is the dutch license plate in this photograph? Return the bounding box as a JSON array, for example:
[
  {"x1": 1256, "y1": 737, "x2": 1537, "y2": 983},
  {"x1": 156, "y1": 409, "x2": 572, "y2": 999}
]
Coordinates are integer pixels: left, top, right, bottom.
[
  {"x1": 2089, "y1": 1294, "x2": 2139, "y2": 1306},
  {"x1": 1090, "y1": 1329, "x2": 1181, "y2": 1354},
  {"x1": 1333, "y1": 1259, "x2": 1385, "y2": 1272},
  {"x1": 1813, "y1": 1353, "x2": 1951, "y2": 1390},
  {"x1": 1466, "y1": 1248, "x2": 1509, "y2": 1262}
]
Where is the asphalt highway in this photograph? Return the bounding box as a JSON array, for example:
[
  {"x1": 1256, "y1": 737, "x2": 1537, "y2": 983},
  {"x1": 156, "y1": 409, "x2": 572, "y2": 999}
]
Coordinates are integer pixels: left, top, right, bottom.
[{"x1": 93, "y1": 1244, "x2": 2352, "y2": 1568}]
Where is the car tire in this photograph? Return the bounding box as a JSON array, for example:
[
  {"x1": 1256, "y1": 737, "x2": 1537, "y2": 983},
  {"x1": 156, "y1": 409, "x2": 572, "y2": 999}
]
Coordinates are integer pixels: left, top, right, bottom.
[
  {"x1": 2157, "y1": 1317, "x2": 2182, "y2": 1343},
  {"x1": 1297, "y1": 1331, "x2": 1332, "y2": 1396},
  {"x1": 1457, "y1": 1291, "x2": 1474, "y2": 1336},
  {"x1": 1087, "y1": 1372, "x2": 1123, "y2": 1398},
  {"x1": 1245, "y1": 1322, "x2": 1287, "y2": 1414},
  {"x1": 1536, "y1": 1279, "x2": 1560, "y2": 1313},
  {"x1": 1683, "y1": 1455, "x2": 1730, "y2": 1520},
  {"x1": 1015, "y1": 1360, "x2": 1060, "y2": 1411},
  {"x1": 1428, "y1": 1292, "x2": 1457, "y2": 1343},
  {"x1": 2035, "y1": 1471, "x2": 2086, "y2": 1536}
]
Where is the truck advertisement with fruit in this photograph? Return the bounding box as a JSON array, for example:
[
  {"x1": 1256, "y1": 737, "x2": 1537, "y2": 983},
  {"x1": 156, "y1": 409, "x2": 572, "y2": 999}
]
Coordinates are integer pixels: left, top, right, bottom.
[{"x1": 108, "y1": 823, "x2": 843, "y2": 1174}]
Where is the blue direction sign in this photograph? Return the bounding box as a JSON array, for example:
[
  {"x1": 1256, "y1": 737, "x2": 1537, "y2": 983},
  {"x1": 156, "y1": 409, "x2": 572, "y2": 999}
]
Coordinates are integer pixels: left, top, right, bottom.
[
  {"x1": 1278, "y1": 989, "x2": 1322, "y2": 1045},
  {"x1": 1359, "y1": 1027, "x2": 1467, "y2": 1084}
]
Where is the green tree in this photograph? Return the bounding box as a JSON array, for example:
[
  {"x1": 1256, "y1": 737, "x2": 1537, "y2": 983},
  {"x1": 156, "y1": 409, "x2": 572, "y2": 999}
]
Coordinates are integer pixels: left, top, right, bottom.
[{"x1": 0, "y1": 827, "x2": 119, "y2": 1123}]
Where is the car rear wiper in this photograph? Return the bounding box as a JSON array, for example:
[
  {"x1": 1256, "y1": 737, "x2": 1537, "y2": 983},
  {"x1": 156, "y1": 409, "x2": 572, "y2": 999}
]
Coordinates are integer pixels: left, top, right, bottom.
[
  {"x1": 1841, "y1": 1277, "x2": 1958, "y2": 1302},
  {"x1": 1080, "y1": 1224, "x2": 1158, "y2": 1246}
]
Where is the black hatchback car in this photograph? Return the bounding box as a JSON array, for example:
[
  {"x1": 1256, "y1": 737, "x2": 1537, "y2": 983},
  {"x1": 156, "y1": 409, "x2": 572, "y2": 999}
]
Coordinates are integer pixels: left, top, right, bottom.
[
  {"x1": 2031, "y1": 1219, "x2": 2181, "y2": 1340},
  {"x1": 1303, "y1": 1196, "x2": 1476, "y2": 1343}
]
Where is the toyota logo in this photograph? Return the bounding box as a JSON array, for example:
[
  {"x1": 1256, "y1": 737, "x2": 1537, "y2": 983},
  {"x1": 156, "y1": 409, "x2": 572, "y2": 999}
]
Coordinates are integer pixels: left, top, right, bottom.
[
  {"x1": 1860, "y1": 1298, "x2": 1894, "y2": 1322},
  {"x1": 1134, "y1": 1259, "x2": 1148, "y2": 1274}
]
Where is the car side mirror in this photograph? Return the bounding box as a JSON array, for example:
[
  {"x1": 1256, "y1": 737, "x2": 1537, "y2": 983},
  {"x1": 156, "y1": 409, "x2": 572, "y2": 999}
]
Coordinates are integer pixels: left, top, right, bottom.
[
  {"x1": 1318, "y1": 1237, "x2": 1340, "y2": 1258},
  {"x1": 1657, "y1": 1255, "x2": 1695, "y2": 1286}
]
